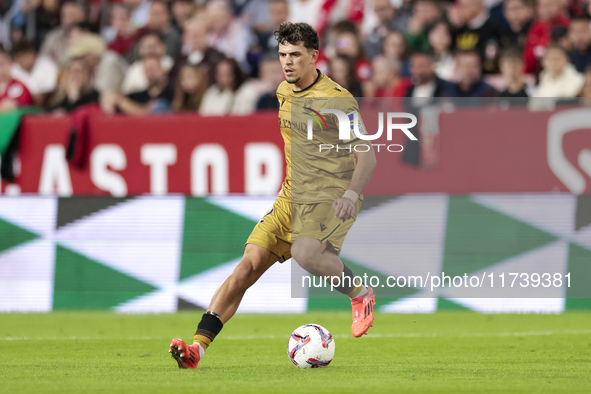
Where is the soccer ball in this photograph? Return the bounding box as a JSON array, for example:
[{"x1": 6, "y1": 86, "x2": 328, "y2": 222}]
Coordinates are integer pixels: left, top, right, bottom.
[{"x1": 287, "y1": 324, "x2": 335, "y2": 368}]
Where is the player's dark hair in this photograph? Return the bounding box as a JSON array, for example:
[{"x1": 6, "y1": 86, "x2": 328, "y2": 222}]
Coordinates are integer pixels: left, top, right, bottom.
[{"x1": 274, "y1": 22, "x2": 319, "y2": 51}]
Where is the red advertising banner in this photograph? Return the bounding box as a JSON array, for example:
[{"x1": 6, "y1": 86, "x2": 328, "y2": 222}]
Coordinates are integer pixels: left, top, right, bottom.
[{"x1": 2, "y1": 107, "x2": 590, "y2": 196}]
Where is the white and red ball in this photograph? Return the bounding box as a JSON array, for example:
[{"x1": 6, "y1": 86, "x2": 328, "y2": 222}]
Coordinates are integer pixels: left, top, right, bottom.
[{"x1": 287, "y1": 324, "x2": 335, "y2": 368}]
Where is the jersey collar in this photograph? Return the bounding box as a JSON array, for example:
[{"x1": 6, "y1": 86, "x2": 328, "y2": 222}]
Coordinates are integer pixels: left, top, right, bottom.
[{"x1": 291, "y1": 69, "x2": 322, "y2": 94}]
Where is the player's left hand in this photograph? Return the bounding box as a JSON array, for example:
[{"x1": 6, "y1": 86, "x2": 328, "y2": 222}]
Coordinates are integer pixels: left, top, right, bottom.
[{"x1": 333, "y1": 198, "x2": 355, "y2": 222}]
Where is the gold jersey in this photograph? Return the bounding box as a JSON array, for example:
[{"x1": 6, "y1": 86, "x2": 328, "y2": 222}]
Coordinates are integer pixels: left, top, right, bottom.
[{"x1": 276, "y1": 70, "x2": 367, "y2": 204}]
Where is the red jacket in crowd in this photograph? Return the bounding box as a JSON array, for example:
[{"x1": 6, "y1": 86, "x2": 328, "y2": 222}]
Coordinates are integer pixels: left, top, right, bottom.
[{"x1": 522, "y1": 15, "x2": 570, "y2": 74}]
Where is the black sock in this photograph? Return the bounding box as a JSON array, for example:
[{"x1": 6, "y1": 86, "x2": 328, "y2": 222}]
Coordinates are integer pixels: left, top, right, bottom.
[
  {"x1": 193, "y1": 311, "x2": 223, "y2": 350},
  {"x1": 333, "y1": 264, "x2": 357, "y2": 295}
]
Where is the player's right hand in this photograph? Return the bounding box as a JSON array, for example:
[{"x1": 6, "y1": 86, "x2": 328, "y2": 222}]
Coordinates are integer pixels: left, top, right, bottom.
[{"x1": 333, "y1": 198, "x2": 355, "y2": 222}]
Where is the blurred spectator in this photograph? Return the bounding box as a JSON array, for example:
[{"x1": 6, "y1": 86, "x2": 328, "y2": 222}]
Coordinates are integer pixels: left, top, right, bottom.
[
  {"x1": 171, "y1": 17, "x2": 225, "y2": 84},
  {"x1": 67, "y1": 21, "x2": 94, "y2": 47},
  {"x1": 68, "y1": 34, "x2": 128, "y2": 94},
  {"x1": 534, "y1": 44, "x2": 584, "y2": 96},
  {"x1": 122, "y1": 31, "x2": 173, "y2": 94},
  {"x1": 171, "y1": 0, "x2": 198, "y2": 32},
  {"x1": 254, "y1": 0, "x2": 288, "y2": 56},
  {"x1": 3, "y1": 0, "x2": 58, "y2": 50},
  {"x1": 364, "y1": 0, "x2": 409, "y2": 60},
  {"x1": 334, "y1": 28, "x2": 372, "y2": 83},
  {"x1": 499, "y1": 47, "x2": 531, "y2": 96},
  {"x1": 49, "y1": 58, "x2": 99, "y2": 113},
  {"x1": 364, "y1": 55, "x2": 407, "y2": 97},
  {"x1": 449, "y1": 0, "x2": 501, "y2": 72},
  {"x1": 39, "y1": 1, "x2": 85, "y2": 68},
  {"x1": 241, "y1": 0, "x2": 273, "y2": 33},
  {"x1": 523, "y1": 0, "x2": 570, "y2": 73},
  {"x1": 255, "y1": 56, "x2": 285, "y2": 110},
  {"x1": 568, "y1": 16, "x2": 591, "y2": 72},
  {"x1": 245, "y1": 0, "x2": 288, "y2": 77},
  {"x1": 124, "y1": 0, "x2": 151, "y2": 29},
  {"x1": 287, "y1": 0, "x2": 323, "y2": 29},
  {"x1": 102, "y1": 56, "x2": 173, "y2": 115},
  {"x1": 171, "y1": 63, "x2": 208, "y2": 112},
  {"x1": 446, "y1": 50, "x2": 498, "y2": 96},
  {"x1": 104, "y1": 4, "x2": 139, "y2": 58},
  {"x1": 329, "y1": 54, "x2": 363, "y2": 97},
  {"x1": 552, "y1": 25, "x2": 571, "y2": 51},
  {"x1": 406, "y1": 51, "x2": 451, "y2": 100},
  {"x1": 428, "y1": 20, "x2": 456, "y2": 81},
  {"x1": 146, "y1": 0, "x2": 182, "y2": 58},
  {"x1": 382, "y1": 30, "x2": 410, "y2": 77},
  {"x1": 10, "y1": 39, "x2": 58, "y2": 105},
  {"x1": 0, "y1": 45, "x2": 33, "y2": 113},
  {"x1": 392, "y1": 0, "x2": 414, "y2": 33},
  {"x1": 579, "y1": 65, "x2": 591, "y2": 99},
  {"x1": 206, "y1": 0, "x2": 256, "y2": 73},
  {"x1": 199, "y1": 58, "x2": 258, "y2": 116},
  {"x1": 405, "y1": 0, "x2": 443, "y2": 52},
  {"x1": 499, "y1": 0, "x2": 534, "y2": 51}
]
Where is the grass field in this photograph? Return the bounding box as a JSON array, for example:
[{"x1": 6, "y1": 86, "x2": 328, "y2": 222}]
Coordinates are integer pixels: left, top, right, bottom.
[{"x1": 1, "y1": 312, "x2": 590, "y2": 393}]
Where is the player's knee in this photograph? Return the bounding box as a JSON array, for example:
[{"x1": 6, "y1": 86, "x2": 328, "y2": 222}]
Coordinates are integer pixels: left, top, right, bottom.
[
  {"x1": 291, "y1": 244, "x2": 319, "y2": 274},
  {"x1": 230, "y1": 258, "x2": 265, "y2": 290}
]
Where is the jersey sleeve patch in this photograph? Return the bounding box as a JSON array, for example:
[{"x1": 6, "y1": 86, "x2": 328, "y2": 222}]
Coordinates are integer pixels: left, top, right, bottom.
[{"x1": 347, "y1": 111, "x2": 367, "y2": 137}]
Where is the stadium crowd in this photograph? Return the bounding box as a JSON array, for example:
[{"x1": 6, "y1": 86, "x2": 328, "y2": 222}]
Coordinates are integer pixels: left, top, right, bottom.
[{"x1": 1, "y1": 0, "x2": 591, "y2": 117}]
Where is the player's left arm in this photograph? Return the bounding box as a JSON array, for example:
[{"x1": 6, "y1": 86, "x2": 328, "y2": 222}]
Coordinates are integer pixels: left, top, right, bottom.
[{"x1": 333, "y1": 144, "x2": 376, "y2": 222}]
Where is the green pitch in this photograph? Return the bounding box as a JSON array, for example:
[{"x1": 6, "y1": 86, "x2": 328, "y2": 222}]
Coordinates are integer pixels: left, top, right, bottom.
[{"x1": 1, "y1": 312, "x2": 590, "y2": 393}]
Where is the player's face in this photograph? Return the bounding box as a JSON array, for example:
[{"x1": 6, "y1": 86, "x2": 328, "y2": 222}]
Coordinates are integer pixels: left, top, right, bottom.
[{"x1": 278, "y1": 42, "x2": 317, "y2": 84}]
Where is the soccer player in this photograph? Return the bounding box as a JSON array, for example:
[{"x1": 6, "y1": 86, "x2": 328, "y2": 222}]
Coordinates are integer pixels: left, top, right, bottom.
[{"x1": 169, "y1": 22, "x2": 377, "y2": 369}]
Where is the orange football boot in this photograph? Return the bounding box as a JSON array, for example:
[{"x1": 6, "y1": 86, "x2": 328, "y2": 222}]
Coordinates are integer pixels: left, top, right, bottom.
[
  {"x1": 351, "y1": 286, "x2": 375, "y2": 337},
  {"x1": 169, "y1": 338, "x2": 201, "y2": 369}
]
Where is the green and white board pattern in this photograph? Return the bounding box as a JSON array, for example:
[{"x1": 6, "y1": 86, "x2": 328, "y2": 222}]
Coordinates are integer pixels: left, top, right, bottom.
[{"x1": 0, "y1": 194, "x2": 589, "y2": 313}]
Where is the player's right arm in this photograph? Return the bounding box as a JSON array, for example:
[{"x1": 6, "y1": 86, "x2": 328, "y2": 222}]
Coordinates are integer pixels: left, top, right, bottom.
[{"x1": 333, "y1": 143, "x2": 376, "y2": 222}]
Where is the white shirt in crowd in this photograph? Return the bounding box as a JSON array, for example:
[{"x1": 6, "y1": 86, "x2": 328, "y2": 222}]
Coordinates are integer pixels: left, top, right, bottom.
[
  {"x1": 121, "y1": 56, "x2": 174, "y2": 94},
  {"x1": 199, "y1": 82, "x2": 259, "y2": 116},
  {"x1": 534, "y1": 64, "x2": 585, "y2": 98},
  {"x1": 434, "y1": 52, "x2": 456, "y2": 82},
  {"x1": 11, "y1": 56, "x2": 59, "y2": 95}
]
